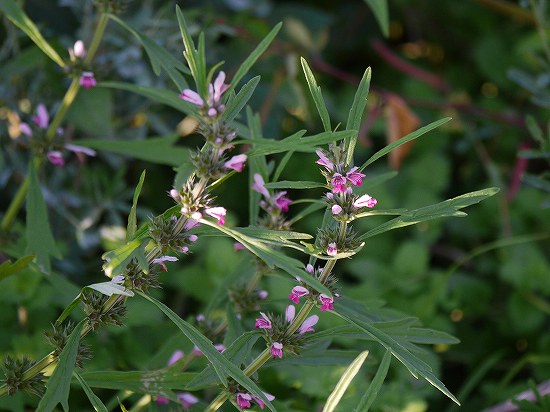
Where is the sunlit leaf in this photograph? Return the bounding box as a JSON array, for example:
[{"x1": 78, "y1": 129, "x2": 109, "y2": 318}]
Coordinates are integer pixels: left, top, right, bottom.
[
  {"x1": 127, "y1": 171, "x2": 146, "y2": 241},
  {"x1": 354, "y1": 350, "x2": 391, "y2": 412},
  {"x1": 301, "y1": 57, "x2": 331, "y2": 132}
]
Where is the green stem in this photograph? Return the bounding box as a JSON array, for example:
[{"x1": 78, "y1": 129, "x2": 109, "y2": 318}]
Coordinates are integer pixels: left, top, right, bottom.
[
  {"x1": 84, "y1": 13, "x2": 109, "y2": 66},
  {"x1": 1, "y1": 176, "x2": 30, "y2": 232},
  {"x1": 45, "y1": 78, "x2": 80, "y2": 141}
]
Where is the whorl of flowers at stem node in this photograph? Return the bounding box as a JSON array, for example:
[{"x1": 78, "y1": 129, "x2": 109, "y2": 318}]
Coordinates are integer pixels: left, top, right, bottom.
[
  {"x1": 45, "y1": 321, "x2": 93, "y2": 368},
  {"x1": 1, "y1": 356, "x2": 45, "y2": 396}
]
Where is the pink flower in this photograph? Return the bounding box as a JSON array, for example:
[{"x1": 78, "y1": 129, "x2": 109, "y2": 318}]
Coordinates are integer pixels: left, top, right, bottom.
[
  {"x1": 288, "y1": 286, "x2": 309, "y2": 304},
  {"x1": 180, "y1": 89, "x2": 204, "y2": 106},
  {"x1": 285, "y1": 305, "x2": 296, "y2": 323},
  {"x1": 257, "y1": 290, "x2": 268, "y2": 299},
  {"x1": 252, "y1": 173, "x2": 270, "y2": 199},
  {"x1": 315, "y1": 149, "x2": 334, "y2": 170},
  {"x1": 188, "y1": 234, "x2": 198, "y2": 242},
  {"x1": 192, "y1": 345, "x2": 203, "y2": 357},
  {"x1": 72, "y1": 40, "x2": 86, "y2": 58},
  {"x1": 234, "y1": 242, "x2": 246, "y2": 251},
  {"x1": 19, "y1": 123, "x2": 32, "y2": 137},
  {"x1": 255, "y1": 312, "x2": 272, "y2": 329},
  {"x1": 215, "y1": 343, "x2": 226, "y2": 353},
  {"x1": 331, "y1": 204, "x2": 343, "y2": 215},
  {"x1": 32, "y1": 104, "x2": 49, "y2": 128},
  {"x1": 153, "y1": 255, "x2": 178, "y2": 271},
  {"x1": 252, "y1": 393, "x2": 275, "y2": 410},
  {"x1": 224, "y1": 154, "x2": 247, "y2": 172},
  {"x1": 273, "y1": 191, "x2": 292, "y2": 212},
  {"x1": 236, "y1": 393, "x2": 252, "y2": 409},
  {"x1": 305, "y1": 264, "x2": 314, "y2": 274},
  {"x1": 326, "y1": 242, "x2": 338, "y2": 256},
  {"x1": 65, "y1": 144, "x2": 97, "y2": 157},
  {"x1": 299, "y1": 315, "x2": 319, "y2": 334},
  {"x1": 168, "y1": 350, "x2": 184, "y2": 366},
  {"x1": 346, "y1": 167, "x2": 366, "y2": 186},
  {"x1": 196, "y1": 314, "x2": 206, "y2": 322},
  {"x1": 47, "y1": 151, "x2": 64, "y2": 166},
  {"x1": 80, "y1": 71, "x2": 96, "y2": 89},
  {"x1": 271, "y1": 342, "x2": 283, "y2": 358},
  {"x1": 319, "y1": 294, "x2": 334, "y2": 311},
  {"x1": 169, "y1": 189, "x2": 181, "y2": 201},
  {"x1": 184, "y1": 218, "x2": 200, "y2": 230},
  {"x1": 354, "y1": 194, "x2": 377, "y2": 208},
  {"x1": 331, "y1": 173, "x2": 347, "y2": 193},
  {"x1": 209, "y1": 71, "x2": 229, "y2": 106},
  {"x1": 205, "y1": 206, "x2": 227, "y2": 225},
  {"x1": 156, "y1": 396, "x2": 169, "y2": 405},
  {"x1": 178, "y1": 393, "x2": 199, "y2": 410}
]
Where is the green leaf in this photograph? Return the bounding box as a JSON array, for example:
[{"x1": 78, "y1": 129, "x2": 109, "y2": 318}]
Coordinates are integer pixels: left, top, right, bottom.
[
  {"x1": 334, "y1": 298, "x2": 460, "y2": 405},
  {"x1": 523, "y1": 173, "x2": 550, "y2": 193},
  {"x1": 221, "y1": 76, "x2": 260, "y2": 122},
  {"x1": 74, "y1": 372, "x2": 108, "y2": 412},
  {"x1": 37, "y1": 320, "x2": 86, "y2": 412},
  {"x1": 323, "y1": 350, "x2": 370, "y2": 412},
  {"x1": 359, "y1": 188, "x2": 500, "y2": 240},
  {"x1": 107, "y1": 14, "x2": 189, "y2": 89},
  {"x1": 360, "y1": 117, "x2": 451, "y2": 171},
  {"x1": 102, "y1": 238, "x2": 149, "y2": 277},
  {"x1": 354, "y1": 350, "x2": 391, "y2": 412},
  {"x1": 0, "y1": 0, "x2": 65, "y2": 67},
  {"x1": 289, "y1": 201, "x2": 326, "y2": 224},
  {"x1": 247, "y1": 108, "x2": 269, "y2": 226},
  {"x1": 176, "y1": 6, "x2": 206, "y2": 95},
  {"x1": 138, "y1": 292, "x2": 275, "y2": 411},
  {"x1": 301, "y1": 57, "x2": 331, "y2": 132},
  {"x1": 127, "y1": 171, "x2": 146, "y2": 241},
  {"x1": 272, "y1": 150, "x2": 295, "y2": 182},
  {"x1": 25, "y1": 160, "x2": 60, "y2": 273},
  {"x1": 525, "y1": 115, "x2": 545, "y2": 145},
  {"x1": 65, "y1": 88, "x2": 113, "y2": 137},
  {"x1": 0, "y1": 46, "x2": 45, "y2": 78},
  {"x1": 0, "y1": 255, "x2": 34, "y2": 281},
  {"x1": 345, "y1": 67, "x2": 372, "y2": 165},
  {"x1": 55, "y1": 294, "x2": 83, "y2": 326},
  {"x1": 229, "y1": 22, "x2": 282, "y2": 93},
  {"x1": 264, "y1": 180, "x2": 325, "y2": 189},
  {"x1": 244, "y1": 130, "x2": 354, "y2": 156},
  {"x1": 85, "y1": 281, "x2": 134, "y2": 297},
  {"x1": 363, "y1": 0, "x2": 389, "y2": 37}
]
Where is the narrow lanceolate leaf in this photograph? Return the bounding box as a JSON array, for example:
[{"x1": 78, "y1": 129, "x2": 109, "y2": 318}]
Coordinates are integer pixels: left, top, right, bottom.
[
  {"x1": 26, "y1": 160, "x2": 61, "y2": 273},
  {"x1": 0, "y1": 255, "x2": 35, "y2": 281},
  {"x1": 301, "y1": 57, "x2": 331, "y2": 132},
  {"x1": 246, "y1": 108, "x2": 268, "y2": 226},
  {"x1": 359, "y1": 187, "x2": 500, "y2": 241},
  {"x1": 176, "y1": 5, "x2": 206, "y2": 95},
  {"x1": 138, "y1": 292, "x2": 275, "y2": 412},
  {"x1": 127, "y1": 171, "x2": 146, "y2": 241},
  {"x1": 102, "y1": 238, "x2": 149, "y2": 277},
  {"x1": 354, "y1": 350, "x2": 391, "y2": 412},
  {"x1": 37, "y1": 320, "x2": 86, "y2": 412},
  {"x1": 0, "y1": 0, "x2": 65, "y2": 67},
  {"x1": 345, "y1": 67, "x2": 372, "y2": 165},
  {"x1": 221, "y1": 76, "x2": 260, "y2": 122},
  {"x1": 74, "y1": 372, "x2": 108, "y2": 412},
  {"x1": 323, "y1": 350, "x2": 370, "y2": 412},
  {"x1": 85, "y1": 281, "x2": 134, "y2": 297},
  {"x1": 363, "y1": 0, "x2": 389, "y2": 37},
  {"x1": 359, "y1": 117, "x2": 451, "y2": 171},
  {"x1": 229, "y1": 22, "x2": 282, "y2": 93}
]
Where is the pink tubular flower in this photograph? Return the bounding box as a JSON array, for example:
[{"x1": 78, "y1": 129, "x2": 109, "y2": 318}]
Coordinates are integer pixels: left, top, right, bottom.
[
  {"x1": 205, "y1": 206, "x2": 227, "y2": 225},
  {"x1": 331, "y1": 204, "x2": 343, "y2": 215},
  {"x1": 214, "y1": 343, "x2": 226, "y2": 353},
  {"x1": 299, "y1": 315, "x2": 319, "y2": 334},
  {"x1": 80, "y1": 71, "x2": 96, "y2": 89},
  {"x1": 257, "y1": 290, "x2": 268, "y2": 299},
  {"x1": 65, "y1": 144, "x2": 97, "y2": 157},
  {"x1": 346, "y1": 167, "x2": 366, "y2": 186},
  {"x1": 305, "y1": 264, "x2": 314, "y2": 274},
  {"x1": 271, "y1": 342, "x2": 283, "y2": 359},
  {"x1": 32, "y1": 104, "x2": 49, "y2": 129},
  {"x1": 236, "y1": 393, "x2": 253, "y2": 409},
  {"x1": 315, "y1": 149, "x2": 334, "y2": 170},
  {"x1": 72, "y1": 40, "x2": 86, "y2": 58},
  {"x1": 178, "y1": 393, "x2": 199, "y2": 410},
  {"x1": 224, "y1": 154, "x2": 247, "y2": 172},
  {"x1": 153, "y1": 255, "x2": 178, "y2": 271},
  {"x1": 180, "y1": 89, "x2": 204, "y2": 106},
  {"x1": 326, "y1": 242, "x2": 338, "y2": 256},
  {"x1": 192, "y1": 345, "x2": 203, "y2": 357},
  {"x1": 47, "y1": 151, "x2": 64, "y2": 166},
  {"x1": 156, "y1": 396, "x2": 169, "y2": 405},
  {"x1": 168, "y1": 350, "x2": 184, "y2": 366},
  {"x1": 19, "y1": 122, "x2": 32, "y2": 137},
  {"x1": 288, "y1": 285, "x2": 309, "y2": 304},
  {"x1": 252, "y1": 393, "x2": 275, "y2": 410},
  {"x1": 331, "y1": 173, "x2": 347, "y2": 193},
  {"x1": 319, "y1": 294, "x2": 335, "y2": 311},
  {"x1": 285, "y1": 305, "x2": 296, "y2": 323},
  {"x1": 273, "y1": 191, "x2": 292, "y2": 212},
  {"x1": 255, "y1": 312, "x2": 272, "y2": 329},
  {"x1": 252, "y1": 173, "x2": 270, "y2": 199},
  {"x1": 354, "y1": 194, "x2": 377, "y2": 209},
  {"x1": 234, "y1": 242, "x2": 246, "y2": 251},
  {"x1": 188, "y1": 234, "x2": 198, "y2": 242},
  {"x1": 209, "y1": 71, "x2": 229, "y2": 106}
]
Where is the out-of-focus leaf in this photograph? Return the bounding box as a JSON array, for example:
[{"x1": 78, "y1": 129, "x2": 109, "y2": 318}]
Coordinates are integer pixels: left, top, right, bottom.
[
  {"x1": 247, "y1": 108, "x2": 269, "y2": 226},
  {"x1": 138, "y1": 292, "x2": 274, "y2": 411},
  {"x1": 66, "y1": 88, "x2": 113, "y2": 137},
  {"x1": 85, "y1": 281, "x2": 134, "y2": 297},
  {"x1": 0, "y1": 0, "x2": 65, "y2": 67},
  {"x1": 0, "y1": 255, "x2": 34, "y2": 281},
  {"x1": 354, "y1": 350, "x2": 391, "y2": 412},
  {"x1": 221, "y1": 76, "x2": 260, "y2": 122},
  {"x1": 323, "y1": 350, "x2": 370, "y2": 412},
  {"x1": 74, "y1": 372, "x2": 108, "y2": 412},
  {"x1": 523, "y1": 174, "x2": 550, "y2": 193},
  {"x1": 363, "y1": 0, "x2": 389, "y2": 37},
  {"x1": 127, "y1": 171, "x2": 146, "y2": 241},
  {"x1": 301, "y1": 57, "x2": 331, "y2": 132},
  {"x1": 108, "y1": 14, "x2": 189, "y2": 89},
  {"x1": 264, "y1": 180, "x2": 325, "y2": 189},
  {"x1": 346, "y1": 67, "x2": 372, "y2": 165},
  {"x1": 0, "y1": 46, "x2": 45, "y2": 78},
  {"x1": 102, "y1": 238, "x2": 149, "y2": 277},
  {"x1": 37, "y1": 320, "x2": 86, "y2": 412},
  {"x1": 26, "y1": 161, "x2": 60, "y2": 273}
]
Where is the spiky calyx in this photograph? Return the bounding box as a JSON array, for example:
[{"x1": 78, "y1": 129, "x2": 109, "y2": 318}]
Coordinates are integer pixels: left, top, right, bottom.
[
  {"x1": 1, "y1": 356, "x2": 45, "y2": 397},
  {"x1": 82, "y1": 291, "x2": 127, "y2": 331},
  {"x1": 45, "y1": 321, "x2": 93, "y2": 368}
]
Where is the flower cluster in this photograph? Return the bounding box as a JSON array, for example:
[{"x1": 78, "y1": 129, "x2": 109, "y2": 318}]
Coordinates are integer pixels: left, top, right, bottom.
[
  {"x1": 251, "y1": 173, "x2": 293, "y2": 230},
  {"x1": 229, "y1": 285, "x2": 269, "y2": 316},
  {"x1": 170, "y1": 180, "x2": 228, "y2": 226},
  {"x1": 288, "y1": 264, "x2": 340, "y2": 312},
  {"x1": 156, "y1": 351, "x2": 199, "y2": 410},
  {"x1": 67, "y1": 40, "x2": 97, "y2": 89},
  {"x1": 235, "y1": 391, "x2": 275, "y2": 410}
]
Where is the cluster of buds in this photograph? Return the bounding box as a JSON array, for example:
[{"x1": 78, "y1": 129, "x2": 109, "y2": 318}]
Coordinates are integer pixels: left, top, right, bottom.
[
  {"x1": 156, "y1": 350, "x2": 199, "y2": 410},
  {"x1": 181, "y1": 71, "x2": 229, "y2": 119},
  {"x1": 316, "y1": 145, "x2": 377, "y2": 223},
  {"x1": 192, "y1": 314, "x2": 226, "y2": 356},
  {"x1": 252, "y1": 173, "x2": 293, "y2": 230},
  {"x1": 170, "y1": 178, "x2": 227, "y2": 225},
  {"x1": 82, "y1": 291, "x2": 127, "y2": 331},
  {"x1": 18, "y1": 103, "x2": 96, "y2": 166},
  {"x1": 66, "y1": 40, "x2": 97, "y2": 89},
  {"x1": 255, "y1": 305, "x2": 318, "y2": 359},
  {"x1": 1, "y1": 356, "x2": 45, "y2": 396},
  {"x1": 235, "y1": 391, "x2": 275, "y2": 410},
  {"x1": 148, "y1": 215, "x2": 198, "y2": 254},
  {"x1": 45, "y1": 321, "x2": 92, "y2": 368},
  {"x1": 317, "y1": 225, "x2": 362, "y2": 257},
  {"x1": 288, "y1": 264, "x2": 340, "y2": 312},
  {"x1": 228, "y1": 286, "x2": 269, "y2": 316}
]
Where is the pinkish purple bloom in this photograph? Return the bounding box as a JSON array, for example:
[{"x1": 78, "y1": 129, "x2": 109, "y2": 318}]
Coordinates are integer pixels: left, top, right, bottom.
[
  {"x1": 255, "y1": 312, "x2": 272, "y2": 329},
  {"x1": 331, "y1": 204, "x2": 343, "y2": 215},
  {"x1": 236, "y1": 393, "x2": 253, "y2": 409},
  {"x1": 305, "y1": 264, "x2": 314, "y2": 274},
  {"x1": 354, "y1": 194, "x2": 377, "y2": 208},
  {"x1": 153, "y1": 255, "x2": 178, "y2": 271},
  {"x1": 346, "y1": 167, "x2": 366, "y2": 186},
  {"x1": 210, "y1": 71, "x2": 229, "y2": 105},
  {"x1": 326, "y1": 242, "x2": 338, "y2": 256},
  {"x1": 168, "y1": 350, "x2": 184, "y2": 365},
  {"x1": 156, "y1": 396, "x2": 170, "y2": 405},
  {"x1": 178, "y1": 393, "x2": 199, "y2": 410},
  {"x1": 188, "y1": 234, "x2": 198, "y2": 242},
  {"x1": 319, "y1": 294, "x2": 334, "y2": 311},
  {"x1": 65, "y1": 144, "x2": 97, "y2": 157},
  {"x1": 80, "y1": 71, "x2": 96, "y2": 89},
  {"x1": 288, "y1": 286, "x2": 309, "y2": 304},
  {"x1": 204, "y1": 206, "x2": 227, "y2": 225},
  {"x1": 111, "y1": 275, "x2": 125, "y2": 284},
  {"x1": 192, "y1": 345, "x2": 203, "y2": 357},
  {"x1": 326, "y1": 192, "x2": 334, "y2": 199},
  {"x1": 252, "y1": 173, "x2": 270, "y2": 199},
  {"x1": 299, "y1": 315, "x2": 319, "y2": 334},
  {"x1": 196, "y1": 314, "x2": 206, "y2": 322},
  {"x1": 271, "y1": 342, "x2": 283, "y2": 359},
  {"x1": 215, "y1": 343, "x2": 226, "y2": 353},
  {"x1": 224, "y1": 154, "x2": 247, "y2": 172},
  {"x1": 169, "y1": 189, "x2": 181, "y2": 201},
  {"x1": 315, "y1": 149, "x2": 334, "y2": 170},
  {"x1": 234, "y1": 242, "x2": 246, "y2": 251},
  {"x1": 273, "y1": 191, "x2": 292, "y2": 212},
  {"x1": 72, "y1": 40, "x2": 86, "y2": 58},
  {"x1": 257, "y1": 290, "x2": 268, "y2": 299},
  {"x1": 331, "y1": 173, "x2": 347, "y2": 193},
  {"x1": 32, "y1": 104, "x2": 49, "y2": 129},
  {"x1": 285, "y1": 305, "x2": 296, "y2": 323},
  {"x1": 184, "y1": 218, "x2": 200, "y2": 230},
  {"x1": 180, "y1": 71, "x2": 229, "y2": 117},
  {"x1": 252, "y1": 393, "x2": 275, "y2": 410},
  {"x1": 180, "y1": 89, "x2": 204, "y2": 106},
  {"x1": 47, "y1": 151, "x2": 65, "y2": 166},
  {"x1": 19, "y1": 123, "x2": 32, "y2": 137}
]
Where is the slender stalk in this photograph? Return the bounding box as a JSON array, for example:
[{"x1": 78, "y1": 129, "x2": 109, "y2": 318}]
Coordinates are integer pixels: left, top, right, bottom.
[
  {"x1": 84, "y1": 12, "x2": 109, "y2": 66},
  {"x1": 45, "y1": 79, "x2": 80, "y2": 141},
  {"x1": 1, "y1": 177, "x2": 30, "y2": 232}
]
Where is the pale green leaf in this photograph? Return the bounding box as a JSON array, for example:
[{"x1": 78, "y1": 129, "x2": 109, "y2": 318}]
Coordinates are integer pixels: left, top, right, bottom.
[
  {"x1": 0, "y1": 255, "x2": 35, "y2": 281},
  {"x1": 74, "y1": 372, "x2": 108, "y2": 412},
  {"x1": 301, "y1": 57, "x2": 331, "y2": 132},
  {"x1": 345, "y1": 67, "x2": 371, "y2": 165},
  {"x1": 127, "y1": 170, "x2": 146, "y2": 241},
  {"x1": 176, "y1": 5, "x2": 206, "y2": 95},
  {"x1": 221, "y1": 76, "x2": 260, "y2": 122},
  {"x1": 247, "y1": 108, "x2": 269, "y2": 226},
  {"x1": 354, "y1": 350, "x2": 391, "y2": 412},
  {"x1": 102, "y1": 238, "x2": 148, "y2": 277},
  {"x1": 85, "y1": 281, "x2": 134, "y2": 297},
  {"x1": 363, "y1": 0, "x2": 389, "y2": 37}
]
